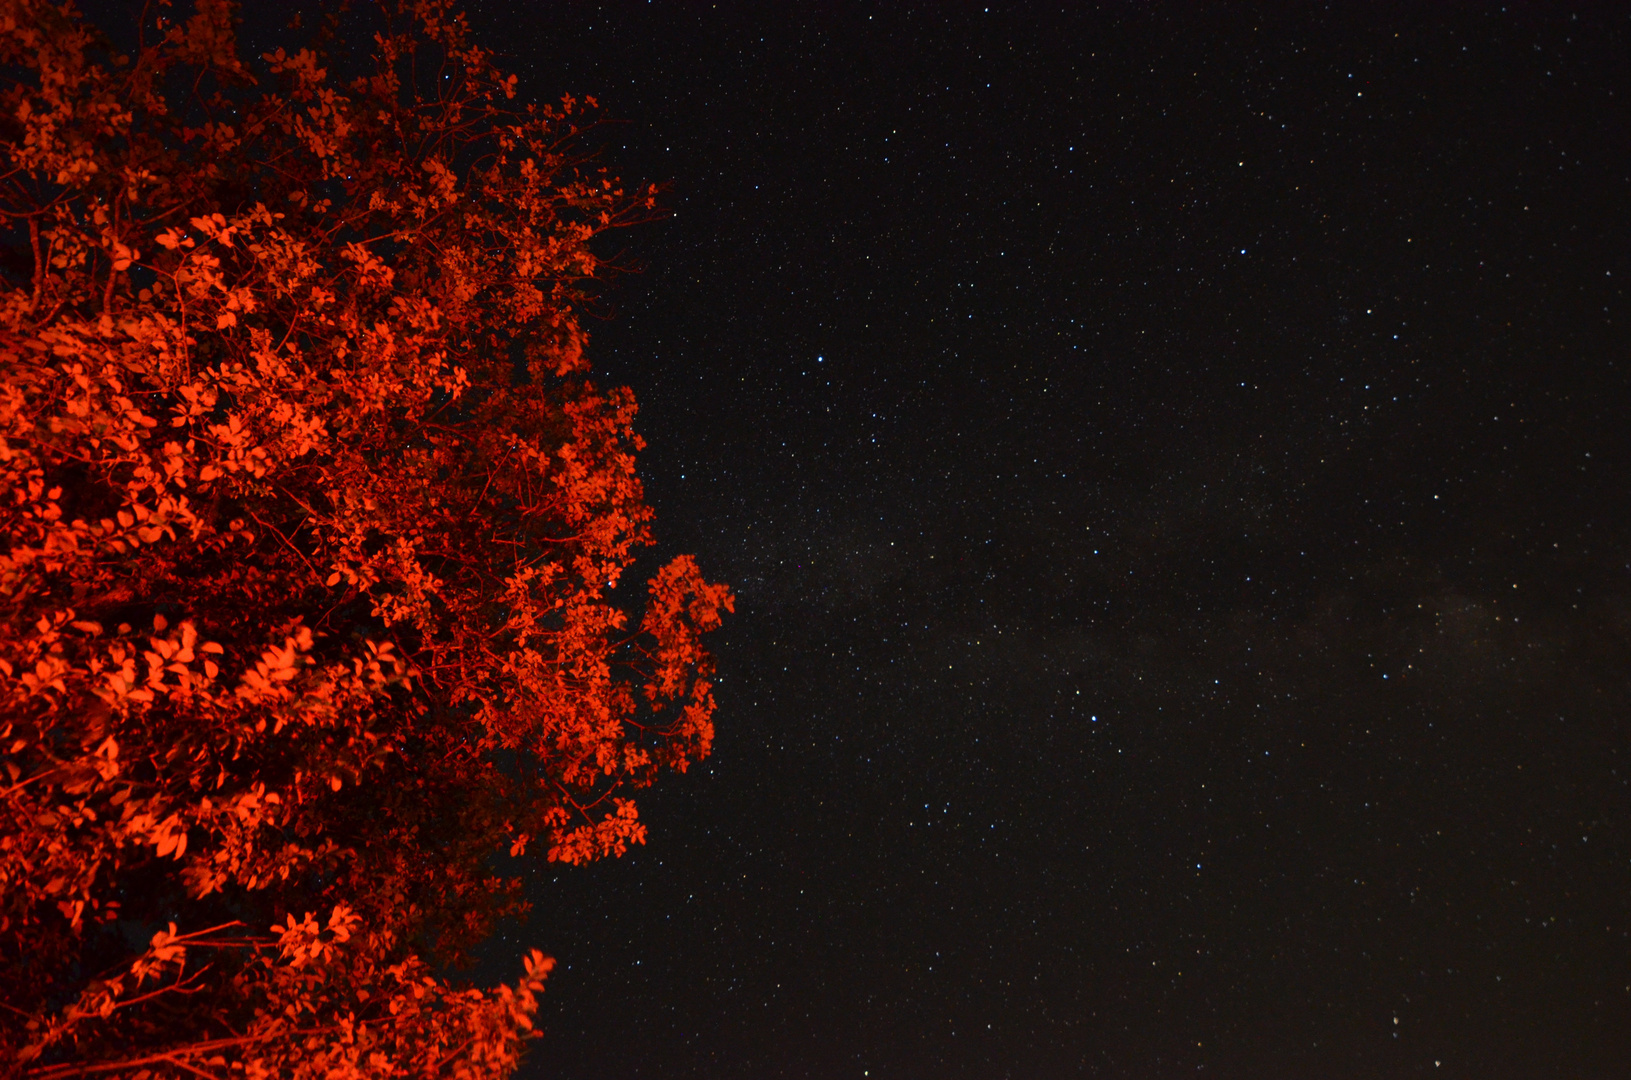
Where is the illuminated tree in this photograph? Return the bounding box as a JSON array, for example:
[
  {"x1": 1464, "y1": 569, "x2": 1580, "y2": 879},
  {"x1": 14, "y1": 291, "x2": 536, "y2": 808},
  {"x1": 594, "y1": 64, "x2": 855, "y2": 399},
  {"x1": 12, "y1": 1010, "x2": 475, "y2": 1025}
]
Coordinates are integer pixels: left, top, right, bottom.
[{"x1": 0, "y1": 1, "x2": 731, "y2": 1074}]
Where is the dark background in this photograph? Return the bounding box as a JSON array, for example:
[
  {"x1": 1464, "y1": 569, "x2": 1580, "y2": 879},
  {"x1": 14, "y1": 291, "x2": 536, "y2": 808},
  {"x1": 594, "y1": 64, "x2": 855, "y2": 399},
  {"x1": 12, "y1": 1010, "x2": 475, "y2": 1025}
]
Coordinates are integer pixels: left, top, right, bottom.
[{"x1": 454, "y1": 3, "x2": 1628, "y2": 1077}]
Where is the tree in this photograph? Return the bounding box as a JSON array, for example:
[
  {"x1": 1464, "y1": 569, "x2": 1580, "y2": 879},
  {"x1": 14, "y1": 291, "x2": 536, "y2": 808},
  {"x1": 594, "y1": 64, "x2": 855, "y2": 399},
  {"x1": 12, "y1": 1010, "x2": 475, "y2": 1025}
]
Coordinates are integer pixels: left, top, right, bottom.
[{"x1": 0, "y1": 1, "x2": 732, "y2": 1074}]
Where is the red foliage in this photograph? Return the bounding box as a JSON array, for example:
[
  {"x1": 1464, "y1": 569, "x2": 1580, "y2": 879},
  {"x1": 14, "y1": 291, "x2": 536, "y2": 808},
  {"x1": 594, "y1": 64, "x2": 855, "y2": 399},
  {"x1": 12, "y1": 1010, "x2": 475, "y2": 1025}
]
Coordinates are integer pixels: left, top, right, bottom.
[{"x1": 0, "y1": 1, "x2": 731, "y2": 1074}]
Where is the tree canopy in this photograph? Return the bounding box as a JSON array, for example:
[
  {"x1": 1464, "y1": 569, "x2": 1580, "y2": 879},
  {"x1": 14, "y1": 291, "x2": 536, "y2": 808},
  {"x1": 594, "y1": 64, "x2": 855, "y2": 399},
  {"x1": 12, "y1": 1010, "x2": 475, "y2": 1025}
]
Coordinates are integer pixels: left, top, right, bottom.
[{"x1": 0, "y1": 0, "x2": 731, "y2": 1074}]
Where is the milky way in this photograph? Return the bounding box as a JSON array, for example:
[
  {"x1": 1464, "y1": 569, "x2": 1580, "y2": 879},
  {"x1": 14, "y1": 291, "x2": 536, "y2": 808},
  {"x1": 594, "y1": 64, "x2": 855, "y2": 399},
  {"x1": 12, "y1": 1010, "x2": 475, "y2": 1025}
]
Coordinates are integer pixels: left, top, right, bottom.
[{"x1": 452, "y1": 4, "x2": 1631, "y2": 1077}]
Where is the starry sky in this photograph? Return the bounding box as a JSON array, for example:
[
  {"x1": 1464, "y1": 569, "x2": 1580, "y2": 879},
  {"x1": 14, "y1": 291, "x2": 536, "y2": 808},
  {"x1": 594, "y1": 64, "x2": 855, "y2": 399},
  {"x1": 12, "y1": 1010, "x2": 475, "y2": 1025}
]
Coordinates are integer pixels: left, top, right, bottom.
[{"x1": 448, "y1": 3, "x2": 1631, "y2": 1078}]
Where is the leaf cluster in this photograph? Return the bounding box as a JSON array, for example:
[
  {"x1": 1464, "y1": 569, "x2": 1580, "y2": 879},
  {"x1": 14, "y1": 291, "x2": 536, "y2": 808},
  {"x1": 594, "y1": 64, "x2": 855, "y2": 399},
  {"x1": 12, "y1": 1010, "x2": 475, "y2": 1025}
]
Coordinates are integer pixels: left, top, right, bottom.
[{"x1": 0, "y1": 1, "x2": 731, "y2": 1075}]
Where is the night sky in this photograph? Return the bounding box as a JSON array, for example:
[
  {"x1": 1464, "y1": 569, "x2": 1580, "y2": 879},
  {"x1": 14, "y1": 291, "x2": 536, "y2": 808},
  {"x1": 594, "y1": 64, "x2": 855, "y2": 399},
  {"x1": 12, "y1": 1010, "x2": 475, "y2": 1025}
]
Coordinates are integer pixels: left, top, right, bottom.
[{"x1": 450, "y1": 4, "x2": 1631, "y2": 1077}]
